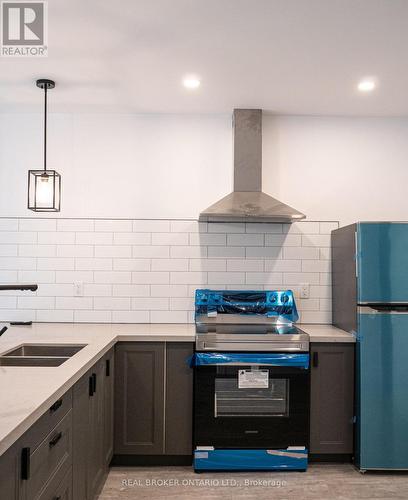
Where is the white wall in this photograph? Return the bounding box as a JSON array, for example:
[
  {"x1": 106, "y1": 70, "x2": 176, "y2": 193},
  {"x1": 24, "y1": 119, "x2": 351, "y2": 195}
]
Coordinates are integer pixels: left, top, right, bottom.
[{"x1": 2, "y1": 112, "x2": 408, "y2": 225}]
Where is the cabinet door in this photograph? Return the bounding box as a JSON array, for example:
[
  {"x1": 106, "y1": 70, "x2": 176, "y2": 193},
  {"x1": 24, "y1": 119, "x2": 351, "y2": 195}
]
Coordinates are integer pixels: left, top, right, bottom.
[
  {"x1": 114, "y1": 342, "x2": 165, "y2": 455},
  {"x1": 165, "y1": 342, "x2": 193, "y2": 455},
  {"x1": 0, "y1": 443, "x2": 19, "y2": 500},
  {"x1": 310, "y1": 343, "x2": 355, "y2": 454},
  {"x1": 103, "y1": 348, "x2": 115, "y2": 467},
  {"x1": 87, "y1": 358, "x2": 105, "y2": 499},
  {"x1": 72, "y1": 370, "x2": 92, "y2": 500}
]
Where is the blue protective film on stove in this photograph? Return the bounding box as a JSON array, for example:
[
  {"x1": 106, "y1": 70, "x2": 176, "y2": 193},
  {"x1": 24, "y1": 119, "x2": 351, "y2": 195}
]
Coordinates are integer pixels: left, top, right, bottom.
[
  {"x1": 195, "y1": 289, "x2": 299, "y2": 322},
  {"x1": 189, "y1": 352, "x2": 309, "y2": 368}
]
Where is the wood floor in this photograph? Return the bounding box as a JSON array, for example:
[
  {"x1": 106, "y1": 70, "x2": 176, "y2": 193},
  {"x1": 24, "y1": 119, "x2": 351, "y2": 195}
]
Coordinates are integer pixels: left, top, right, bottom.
[{"x1": 99, "y1": 464, "x2": 408, "y2": 499}]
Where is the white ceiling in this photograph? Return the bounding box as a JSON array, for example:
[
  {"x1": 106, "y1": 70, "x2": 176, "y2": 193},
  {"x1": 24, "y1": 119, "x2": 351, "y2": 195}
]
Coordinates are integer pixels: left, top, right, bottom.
[{"x1": 2, "y1": 0, "x2": 408, "y2": 115}]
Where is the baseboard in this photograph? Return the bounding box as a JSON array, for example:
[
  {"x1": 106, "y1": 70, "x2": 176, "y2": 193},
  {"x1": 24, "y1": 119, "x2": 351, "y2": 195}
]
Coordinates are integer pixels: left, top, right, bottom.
[
  {"x1": 309, "y1": 453, "x2": 353, "y2": 463},
  {"x1": 111, "y1": 455, "x2": 193, "y2": 466}
]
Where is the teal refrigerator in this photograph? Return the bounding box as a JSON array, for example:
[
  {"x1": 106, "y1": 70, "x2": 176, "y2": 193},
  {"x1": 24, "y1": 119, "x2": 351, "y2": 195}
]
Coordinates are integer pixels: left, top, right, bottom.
[{"x1": 332, "y1": 222, "x2": 408, "y2": 471}]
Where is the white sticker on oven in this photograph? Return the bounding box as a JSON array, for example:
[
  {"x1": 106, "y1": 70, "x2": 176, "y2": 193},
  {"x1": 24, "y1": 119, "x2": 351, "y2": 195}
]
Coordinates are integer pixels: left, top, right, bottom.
[{"x1": 238, "y1": 369, "x2": 269, "y2": 388}]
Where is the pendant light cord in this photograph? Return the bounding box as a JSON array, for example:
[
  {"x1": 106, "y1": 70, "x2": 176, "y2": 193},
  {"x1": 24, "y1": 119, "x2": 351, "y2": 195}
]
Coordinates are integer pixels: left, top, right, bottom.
[{"x1": 44, "y1": 85, "x2": 47, "y2": 172}]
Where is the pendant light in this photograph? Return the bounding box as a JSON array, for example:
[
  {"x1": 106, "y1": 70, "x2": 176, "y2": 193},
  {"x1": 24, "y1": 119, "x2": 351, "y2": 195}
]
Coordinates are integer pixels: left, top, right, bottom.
[{"x1": 28, "y1": 79, "x2": 61, "y2": 212}]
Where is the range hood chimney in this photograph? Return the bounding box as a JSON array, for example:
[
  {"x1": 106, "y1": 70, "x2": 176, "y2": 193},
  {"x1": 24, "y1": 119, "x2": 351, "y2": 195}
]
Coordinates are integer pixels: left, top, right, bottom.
[{"x1": 200, "y1": 109, "x2": 306, "y2": 223}]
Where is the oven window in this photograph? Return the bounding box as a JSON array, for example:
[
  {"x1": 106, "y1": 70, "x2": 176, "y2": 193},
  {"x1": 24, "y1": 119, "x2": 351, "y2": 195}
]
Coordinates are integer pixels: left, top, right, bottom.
[{"x1": 214, "y1": 377, "x2": 289, "y2": 418}]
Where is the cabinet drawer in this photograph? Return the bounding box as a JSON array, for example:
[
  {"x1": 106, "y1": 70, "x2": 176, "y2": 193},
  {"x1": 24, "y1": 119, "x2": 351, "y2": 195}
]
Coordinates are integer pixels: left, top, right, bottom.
[
  {"x1": 24, "y1": 410, "x2": 72, "y2": 500},
  {"x1": 38, "y1": 467, "x2": 72, "y2": 500},
  {"x1": 24, "y1": 391, "x2": 72, "y2": 453}
]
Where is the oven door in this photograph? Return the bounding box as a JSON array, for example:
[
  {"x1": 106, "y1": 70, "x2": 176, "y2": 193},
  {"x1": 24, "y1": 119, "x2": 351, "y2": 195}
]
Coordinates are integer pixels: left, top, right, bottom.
[{"x1": 193, "y1": 352, "x2": 309, "y2": 449}]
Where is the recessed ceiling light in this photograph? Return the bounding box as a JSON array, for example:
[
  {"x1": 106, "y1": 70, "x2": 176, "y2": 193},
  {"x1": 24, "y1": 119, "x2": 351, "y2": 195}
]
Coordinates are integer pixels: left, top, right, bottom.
[
  {"x1": 357, "y1": 79, "x2": 376, "y2": 92},
  {"x1": 182, "y1": 76, "x2": 201, "y2": 89}
]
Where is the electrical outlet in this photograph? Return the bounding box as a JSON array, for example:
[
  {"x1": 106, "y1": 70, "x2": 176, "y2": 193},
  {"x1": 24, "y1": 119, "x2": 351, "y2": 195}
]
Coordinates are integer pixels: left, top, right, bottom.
[
  {"x1": 300, "y1": 283, "x2": 310, "y2": 299},
  {"x1": 74, "y1": 282, "x2": 84, "y2": 297}
]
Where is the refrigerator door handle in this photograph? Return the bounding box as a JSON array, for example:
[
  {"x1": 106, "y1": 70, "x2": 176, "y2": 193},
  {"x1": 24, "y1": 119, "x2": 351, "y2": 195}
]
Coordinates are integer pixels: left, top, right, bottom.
[{"x1": 359, "y1": 305, "x2": 408, "y2": 314}]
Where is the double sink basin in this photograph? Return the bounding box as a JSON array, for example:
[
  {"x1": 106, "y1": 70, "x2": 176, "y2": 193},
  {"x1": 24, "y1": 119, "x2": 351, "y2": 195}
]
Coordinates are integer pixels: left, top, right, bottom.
[{"x1": 0, "y1": 344, "x2": 86, "y2": 367}]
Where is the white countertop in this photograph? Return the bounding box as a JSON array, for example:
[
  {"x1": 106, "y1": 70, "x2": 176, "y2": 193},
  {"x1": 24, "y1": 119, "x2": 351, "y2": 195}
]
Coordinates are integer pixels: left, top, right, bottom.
[{"x1": 0, "y1": 321, "x2": 353, "y2": 457}]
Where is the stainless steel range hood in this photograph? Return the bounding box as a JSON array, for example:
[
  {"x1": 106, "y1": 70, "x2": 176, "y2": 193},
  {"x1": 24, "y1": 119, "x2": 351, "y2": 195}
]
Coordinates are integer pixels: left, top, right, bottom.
[{"x1": 200, "y1": 109, "x2": 305, "y2": 223}]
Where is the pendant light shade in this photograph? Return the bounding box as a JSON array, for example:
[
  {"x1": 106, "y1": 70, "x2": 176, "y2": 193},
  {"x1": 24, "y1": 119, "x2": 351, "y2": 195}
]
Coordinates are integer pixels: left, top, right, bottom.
[{"x1": 28, "y1": 79, "x2": 61, "y2": 212}]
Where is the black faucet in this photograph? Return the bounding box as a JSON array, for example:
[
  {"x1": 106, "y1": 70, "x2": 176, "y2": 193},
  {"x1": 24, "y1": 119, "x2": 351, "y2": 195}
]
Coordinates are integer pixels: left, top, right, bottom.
[
  {"x1": 0, "y1": 326, "x2": 7, "y2": 337},
  {"x1": 0, "y1": 284, "x2": 38, "y2": 292}
]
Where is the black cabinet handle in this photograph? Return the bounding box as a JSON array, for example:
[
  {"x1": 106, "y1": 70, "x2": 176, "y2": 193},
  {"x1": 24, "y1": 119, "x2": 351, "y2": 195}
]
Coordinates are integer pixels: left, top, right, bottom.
[
  {"x1": 312, "y1": 351, "x2": 319, "y2": 367},
  {"x1": 106, "y1": 359, "x2": 110, "y2": 377},
  {"x1": 92, "y1": 373, "x2": 97, "y2": 393},
  {"x1": 53, "y1": 497, "x2": 61, "y2": 500},
  {"x1": 89, "y1": 375, "x2": 94, "y2": 397},
  {"x1": 49, "y1": 432, "x2": 62, "y2": 448},
  {"x1": 21, "y1": 447, "x2": 30, "y2": 480},
  {"x1": 49, "y1": 399, "x2": 63, "y2": 413}
]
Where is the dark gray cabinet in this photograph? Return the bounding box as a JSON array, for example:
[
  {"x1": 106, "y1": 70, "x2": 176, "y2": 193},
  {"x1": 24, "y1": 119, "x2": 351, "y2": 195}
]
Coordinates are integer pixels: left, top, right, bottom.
[
  {"x1": 114, "y1": 342, "x2": 193, "y2": 460},
  {"x1": 310, "y1": 342, "x2": 355, "y2": 454},
  {"x1": 0, "y1": 441, "x2": 19, "y2": 500},
  {"x1": 72, "y1": 348, "x2": 114, "y2": 500}
]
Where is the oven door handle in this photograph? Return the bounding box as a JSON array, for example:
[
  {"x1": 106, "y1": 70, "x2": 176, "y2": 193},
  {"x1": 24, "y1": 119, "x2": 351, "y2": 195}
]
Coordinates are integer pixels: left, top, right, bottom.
[{"x1": 189, "y1": 352, "x2": 309, "y2": 369}]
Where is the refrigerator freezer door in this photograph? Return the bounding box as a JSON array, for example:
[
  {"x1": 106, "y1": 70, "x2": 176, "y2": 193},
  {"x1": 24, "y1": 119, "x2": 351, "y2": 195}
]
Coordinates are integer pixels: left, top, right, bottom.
[
  {"x1": 357, "y1": 311, "x2": 408, "y2": 470},
  {"x1": 357, "y1": 222, "x2": 408, "y2": 303}
]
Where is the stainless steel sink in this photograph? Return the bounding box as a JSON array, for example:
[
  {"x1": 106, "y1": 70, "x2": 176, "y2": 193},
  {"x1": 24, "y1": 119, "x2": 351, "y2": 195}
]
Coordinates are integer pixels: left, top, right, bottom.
[
  {"x1": 3, "y1": 344, "x2": 86, "y2": 357},
  {"x1": 0, "y1": 357, "x2": 68, "y2": 367}
]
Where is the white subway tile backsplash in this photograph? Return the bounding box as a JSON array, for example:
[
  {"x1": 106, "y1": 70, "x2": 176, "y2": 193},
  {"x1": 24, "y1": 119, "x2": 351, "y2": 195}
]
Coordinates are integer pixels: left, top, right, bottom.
[
  {"x1": 227, "y1": 260, "x2": 264, "y2": 272},
  {"x1": 74, "y1": 310, "x2": 112, "y2": 322},
  {"x1": 0, "y1": 257, "x2": 36, "y2": 270},
  {"x1": 94, "y1": 297, "x2": 130, "y2": 310},
  {"x1": 0, "y1": 218, "x2": 334, "y2": 324},
  {"x1": 151, "y1": 259, "x2": 188, "y2": 271},
  {"x1": 37, "y1": 258, "x2": 75, "y2": 271},
  {"x1": 113, "y1": 284, "x2": 150, "y2": 297},
  {"x1": 302, "y1": 311, "x2": 332, "y2": 323},
  {"x1": 170, "y1": 221, "x2": 207, "y2": 233},
  {"x1": 150, "y1": 285, "x2": 188, "y2": 297},
  {"x1": 112, "y1": 310, "x2": 149, "y2": 323},
  {"x1": 132, "y1": 297, "x2": 169, "y2": 310},
  {"x1": 76, "y1": 232, "x2": 113, "y2": 245},
  {"x1": 57, "y1": 245, "x2": 94, "y2": 257},
  {"x1": 18, "y1": 296, "x2": 55, "y2": 309},
  {"x1": 37, "y1": 310, "x2": 74, "y2": 322},
  {"x1": 133, "y1": 245, "x2": 170, "y2": 258},
  {"x1": 76, "y1": 258, "x2": 112, "y2": 271},
  {"x1": 283, "y1": 247, "x2": 319, "y2": 260},
  {"x1": 208, "y1": 246, "x2": 245, "y2": 259},
  {"x1": 133, "y1": 220, "x2": 170, "y2": 232},
  {"x1": 95, "y1": 271, "x2": 131, "y2": 284},
  {"x1": 171, "y1": 246, "x2": 207, "y2": 258},
  {"x1": 302, "y1": 234, "x2": 331, "y2": 247},
  {"x1": 0, "y1": 232, "x2": 37, "y2": 244},
  {"x1": 246, "y1": 247, "x2": 282, "y2": 259},
  {"x1": 189, "y1": 259, "x2": 226, "y2": 272},
  {"x1": 57, "y1": 219, "x2": 95, "y2": 231},
  {"x1": 56, "y1": 297, "x2": 93, "y2": 310},
  {"x1": 265, "y1": 234, "x2": 301, "y2": 247},
  {"x1": 132, "y1": 272, "x2": 170, "y2": 284},
  {"x1": 150, "y1": 310, "x2": 188, "y2": 323},
  {"x1": 152, "y1": 233, "x2": 189, "y2": 246},
  {"x1": 56, "y1": 271, "x2": 93, "y2": 283},
  {"x1": 265, "y1": 260, "x2": 301, "y2": 272},
  {"x1": 114, "y1": 233, "x2": 151, "y2": 245},
  {"x1": 94, "y1": 220, "x2": 132, "y2": 232},
  {"x1": 95, "y1": 245, "x2": 132, "y2": 258},
  {"x1": 227, "y1": 234, "x2": 264, "y2": 246},
  {"x1": 19, "y1": 219, "x2": 56, "y2": 232},
  {"x1": 0, "y1": 245, "x2": 18, "y2": 256},
  {"x1": 170, "y1": 272, "x2": 207, "y2": 284},
  {"x1": 189, "y1": 233, "x2": 226, "y2": 246},
  {"x1": 113, "y1": 259, "x2": 150, "y2": 271},
  {"x1": 246, "y1": 272, "x2": 283, "y2": 285},
  {"x1": 208, "y1": 272, "x2": 245, "y2": 285},
  {"x1": 19, "y1": 270, "x2": 55, "y2": 283},
  {"x1": 19, "y1": 245, "x2": 56, "y2": 257},
  {"x1": 0, "y1": 219, "x2": 18, "y2": 231},
  {"x1": 38, "y1": 232, "x2": 75, "y2": 245}
]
